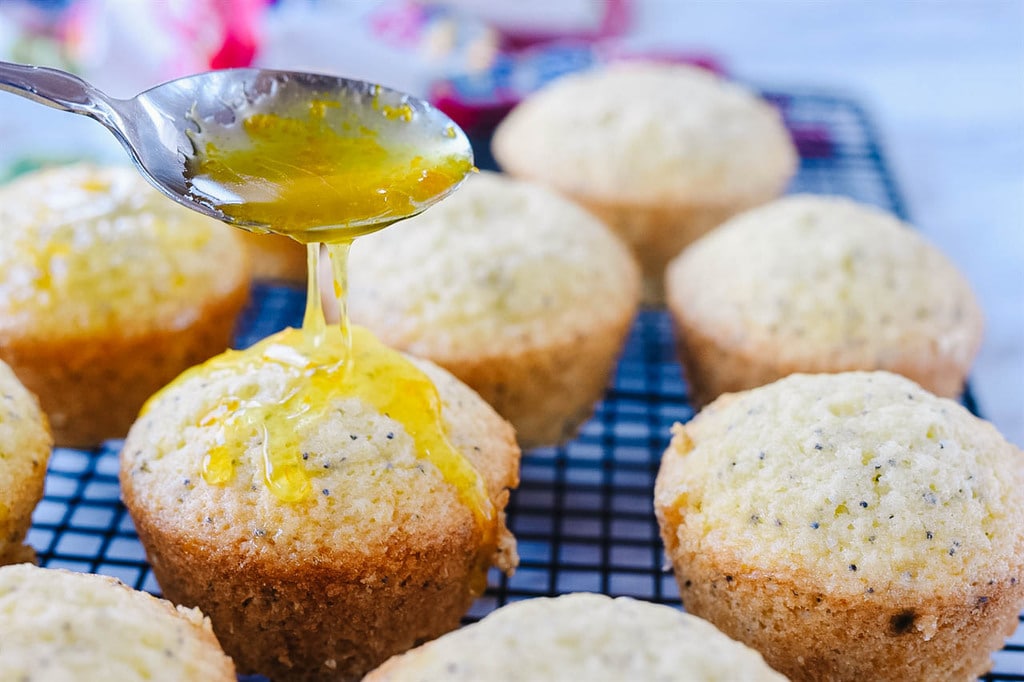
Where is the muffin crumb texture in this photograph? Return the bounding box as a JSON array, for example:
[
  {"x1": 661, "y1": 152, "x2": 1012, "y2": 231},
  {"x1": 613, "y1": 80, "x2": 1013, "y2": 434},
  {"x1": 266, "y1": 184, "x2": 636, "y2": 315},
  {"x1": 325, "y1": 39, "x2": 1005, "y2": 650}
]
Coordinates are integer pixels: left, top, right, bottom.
[
  {"x1": 666, "y1": 195, "x2": 982, "y2": 402},
  {"x1": 120, "y1": 339, "x2": 520, "y2": 681},
  {"x1": 350, "y1": 171, "x2": 639, "y2": 447},
  {"x1": 0, "y1": 564, "x2": 235, "y2": 681},
  {"x1": 122, "y1": 348, "x2": 517, "y2": 570},
  {"x1": 656, "y1": 371, "x2": 1024, "y2": 681},
  {"x1": 492, "y1": 62, "x2": 795, "y2": 205},
  {"x1": 366, "y1": 593, "x2": 785, "y2": 681},
  {"x1": 658, "y1": 371, "x2": 1022, "y2": 591},
  {"x1": 0, "y1": 164, "x2": 246, "y2": 337},
  {"x1": 0, "y1": 359, "x2": 51, "y2": 566},
  {"x1": 0, "y1": 163, "x2": 251, "y2": 446},
  {"x1": 493, "y1": 62, "x2": 796, "y2": 303},
  {"x1": 350, "y1": 172, "x2": 638, "y2": 358}
]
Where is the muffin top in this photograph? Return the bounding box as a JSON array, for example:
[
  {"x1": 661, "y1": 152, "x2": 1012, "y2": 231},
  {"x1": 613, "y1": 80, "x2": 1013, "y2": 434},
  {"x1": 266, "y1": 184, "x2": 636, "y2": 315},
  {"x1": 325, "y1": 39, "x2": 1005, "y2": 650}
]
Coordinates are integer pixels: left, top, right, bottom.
[
  {"x1": 0, "y1": 359, "x2": 51, "y2": 560},
  {"x1": 492, "y1": 62, "x2": 796, "y2": 206},
  {"x1": 120, "y1": 325, "x2": 519, "y2": 576},
  {"x1": 0, "y1": 564, "x2": 234, "y2": 680},
  {"x1": 367, "y1": 593, "x2": 785, "y2": 681},
  {"x1": 665, "y1": 195, "x2": 983, "y2": 371},
  {"x1": 656, "y1": 372, "x2": 1024, "y2": 597},
  {"x1": 349, "y1": 171, "x2": 640, "y2": 360},
  {"x1": 0, "y1": 164, "x2": 249, "y2": 341}
]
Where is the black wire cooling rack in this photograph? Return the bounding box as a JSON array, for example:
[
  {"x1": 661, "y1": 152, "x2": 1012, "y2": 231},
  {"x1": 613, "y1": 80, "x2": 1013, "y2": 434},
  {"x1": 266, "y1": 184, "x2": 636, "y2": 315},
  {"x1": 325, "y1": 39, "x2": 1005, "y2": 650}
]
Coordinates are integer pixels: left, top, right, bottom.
[{"x1": 27, "y1": 90, "x2": 1021, "y2": 680}]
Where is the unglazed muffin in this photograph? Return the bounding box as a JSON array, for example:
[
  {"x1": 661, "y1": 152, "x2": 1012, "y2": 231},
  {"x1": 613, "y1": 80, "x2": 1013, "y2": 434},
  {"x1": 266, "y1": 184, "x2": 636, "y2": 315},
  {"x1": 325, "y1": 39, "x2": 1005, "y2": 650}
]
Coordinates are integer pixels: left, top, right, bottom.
[
  {"x1": 492, "y1": 62, "x2": 796, "y2": 303},
  {"x1": 0, "y1": 359, "x2": 51, "y2": 566},
  {"x1": 348, "y1": 171, "x2": 641, "y2": 449},
  {"x1": 0, "y1": 564, "x2": 234, "y2": 680},
  {"x1": 366, "y1": 593, "x2": 786, "y2": 681},
  {"x1": 655, "y1": 371, "x2": 1024, "y2": 682},
  {"x1": 665, "y1": 194, "x2": 983, "y2": 406},
  {"x1": 241, "y1": 231, "x2": 307, "y2": 282},
  {"x1": 0, "y1": 164, "x2": 251, "y2": 446},
  {"x1": 120, "y1": 326, "x2": 520, "y2": 681}
]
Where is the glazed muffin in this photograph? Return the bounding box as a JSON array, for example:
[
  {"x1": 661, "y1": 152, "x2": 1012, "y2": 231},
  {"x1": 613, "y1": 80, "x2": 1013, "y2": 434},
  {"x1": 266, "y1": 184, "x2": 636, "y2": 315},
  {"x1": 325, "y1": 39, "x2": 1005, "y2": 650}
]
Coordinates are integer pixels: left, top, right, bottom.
[
  {"x1": 366, "y1": 592, "x2": 786, "y2": 681},
  {"x1": 0, "y1": 564, "x2": 234, "y2": 680},
  {"x1": 492, "y1": 62, "x2": 796, "y2": 303},
  {"x1": 348, "y1": 171, "x2": 641, "y2": 449},
  {"x1": 0, "y1": 359, "x2": 51, "y2": 566},
  {"x1": 665, "y1": 195, "x2": 983, "y2": 406},
  {"x1": 120, "y1": 326, "x2": 520, "y2": 681},
  {"x1": 0, "y1": 164, "x2": 251, "y2": 446},
  {"x1": 655, "y1": 371, "x2": 1024, "y2": 682}
]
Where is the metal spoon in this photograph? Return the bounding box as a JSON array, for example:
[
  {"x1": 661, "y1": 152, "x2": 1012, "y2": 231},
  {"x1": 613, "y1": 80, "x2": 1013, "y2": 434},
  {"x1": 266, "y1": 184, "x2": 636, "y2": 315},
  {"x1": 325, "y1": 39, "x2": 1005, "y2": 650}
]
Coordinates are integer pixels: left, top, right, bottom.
[{"x1": 0, "y1": 61, "x2": 473, "y2": 232}]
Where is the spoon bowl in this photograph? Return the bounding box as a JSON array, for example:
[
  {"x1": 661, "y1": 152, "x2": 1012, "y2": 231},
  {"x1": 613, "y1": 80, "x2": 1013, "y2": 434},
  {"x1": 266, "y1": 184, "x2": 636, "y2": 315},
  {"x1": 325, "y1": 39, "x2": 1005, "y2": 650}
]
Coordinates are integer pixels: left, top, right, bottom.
[{"x1": 0, "y1": 62, "x2": 473, "y2": 234}]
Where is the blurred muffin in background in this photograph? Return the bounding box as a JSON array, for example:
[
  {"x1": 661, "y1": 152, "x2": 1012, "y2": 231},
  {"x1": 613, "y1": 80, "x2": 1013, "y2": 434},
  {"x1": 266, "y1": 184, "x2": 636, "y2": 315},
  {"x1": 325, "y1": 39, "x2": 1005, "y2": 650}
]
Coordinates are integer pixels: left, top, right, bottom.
[
  {"x1": 664, "y1": 194, "x2": 983, "y2": 406},
  {"x1": 365, "y1": 592, "x2": 786, "y2": 681},
  {"x1": 0, "y1": 359, "x2": 51, "y2": 566},
  {"x1": 492, "y1": 61, "x2": 796, "y2": 303},
  {"x1": 0, "y1": 164, "x2": 251, "y2": 446},
  {"x1": 0, "y1": 564, "x2": 235, "y2": 680},
  {"x1": 348, "y1": 171, "x2": 641, "y2": 449},
  {"x1": 655, "y1": 371, "x2": 1024, "y2": 682},
  {"x1": 239, "y1": 231, "x2": 307, "y2": 283}
]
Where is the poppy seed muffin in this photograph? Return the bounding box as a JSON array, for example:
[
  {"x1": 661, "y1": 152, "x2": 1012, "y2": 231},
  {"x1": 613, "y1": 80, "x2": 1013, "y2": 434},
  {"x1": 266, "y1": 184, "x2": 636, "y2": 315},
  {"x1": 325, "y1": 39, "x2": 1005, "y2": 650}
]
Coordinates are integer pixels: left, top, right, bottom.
[
  {"x1": 665, "y1": 195, "x2": 983, "y2": 406},
  {"x1": 0, "y1": 564, "x2": 235, "y2": 680},
  {"x1": 0, "y1": 164, "x2": 251, "y2": 446},
  {"x1": 0, "y1": 359, "x2": 51, "y2": 566},
  {"x1": 120, "y1": 327, "x2": 520, "y2": 681},
  {"x1": 492, "y1": 62, "x2": 796, "y2": 303},
  {"x1": 348, "y1": 172, "x2": 640, "y2": 449},
  {"x1": 655, "y1": 371, "x2": 1024, "y2": 682},
  {"x1": 365, "y1": 593, "x2": 786, "y2": 681}
]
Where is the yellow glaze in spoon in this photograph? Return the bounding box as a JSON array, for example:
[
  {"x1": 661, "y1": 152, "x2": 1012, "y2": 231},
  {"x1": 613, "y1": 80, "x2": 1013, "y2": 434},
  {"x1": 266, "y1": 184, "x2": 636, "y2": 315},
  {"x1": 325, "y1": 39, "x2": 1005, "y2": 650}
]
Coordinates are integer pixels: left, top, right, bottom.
[
  {"x1": 1, "y1": 63, "x2": 473, "y2": 235},
  {"x1": 185, "y1": 88, "x2": 473, "y2": 242}
]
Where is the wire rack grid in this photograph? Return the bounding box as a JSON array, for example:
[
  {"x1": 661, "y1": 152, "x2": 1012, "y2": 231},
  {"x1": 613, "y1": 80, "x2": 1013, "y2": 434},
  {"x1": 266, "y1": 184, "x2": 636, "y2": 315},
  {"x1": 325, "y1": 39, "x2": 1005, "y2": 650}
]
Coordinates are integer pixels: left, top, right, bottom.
[{"x1": 26, "y1": 90, "x2": 1021, "y2": 679}]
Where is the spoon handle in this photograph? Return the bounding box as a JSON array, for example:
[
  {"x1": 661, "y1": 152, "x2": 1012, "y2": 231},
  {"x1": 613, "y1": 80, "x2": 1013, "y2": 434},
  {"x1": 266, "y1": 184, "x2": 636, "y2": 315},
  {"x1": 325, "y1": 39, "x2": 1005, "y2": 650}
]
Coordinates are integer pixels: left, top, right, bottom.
[{"x1": 0, "y1": 61, "x2": 118, "y2": 123}]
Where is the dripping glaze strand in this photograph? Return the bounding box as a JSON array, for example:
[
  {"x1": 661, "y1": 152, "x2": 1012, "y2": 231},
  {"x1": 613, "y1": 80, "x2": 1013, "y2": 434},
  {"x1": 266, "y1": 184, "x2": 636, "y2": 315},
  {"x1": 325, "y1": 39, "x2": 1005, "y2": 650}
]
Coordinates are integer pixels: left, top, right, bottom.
[{"x1": 146, "y1": 95, "x2": 488, "y2": 539}]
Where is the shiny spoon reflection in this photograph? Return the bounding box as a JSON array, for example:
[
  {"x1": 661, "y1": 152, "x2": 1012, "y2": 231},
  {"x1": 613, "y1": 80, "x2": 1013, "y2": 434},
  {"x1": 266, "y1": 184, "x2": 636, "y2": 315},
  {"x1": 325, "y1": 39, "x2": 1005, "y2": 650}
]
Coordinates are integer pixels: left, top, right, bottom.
[{"x1": 0, "y1": 61, "x2": 474, "y2": 238}]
